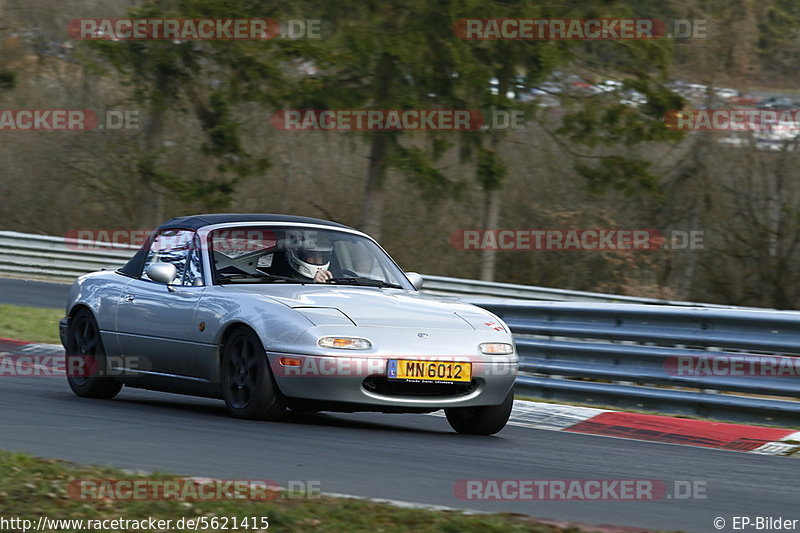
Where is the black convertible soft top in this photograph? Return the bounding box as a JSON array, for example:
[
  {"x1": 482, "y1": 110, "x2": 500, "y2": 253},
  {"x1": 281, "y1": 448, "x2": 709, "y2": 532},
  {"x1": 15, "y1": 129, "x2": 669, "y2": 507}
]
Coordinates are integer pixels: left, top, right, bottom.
[
  {"x1": 119, "y1": 213, "x2": 354, "y2": 278},
  {"x1": 157, "y1": 213, "x2": 352, "y2": 231}
]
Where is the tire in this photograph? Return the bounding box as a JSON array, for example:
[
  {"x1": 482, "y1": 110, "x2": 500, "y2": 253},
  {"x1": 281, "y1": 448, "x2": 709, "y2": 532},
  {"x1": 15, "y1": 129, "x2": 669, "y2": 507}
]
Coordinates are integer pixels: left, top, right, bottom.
[
  {"x1": 65, "y1": 309, "x2": 123, "y2": 399},
  {"x1": 221, "y1": 327, "x2": 286, "y2": 421},
  {"x1": 445, "y1": 388, "x2": 514, "y2": 435}
]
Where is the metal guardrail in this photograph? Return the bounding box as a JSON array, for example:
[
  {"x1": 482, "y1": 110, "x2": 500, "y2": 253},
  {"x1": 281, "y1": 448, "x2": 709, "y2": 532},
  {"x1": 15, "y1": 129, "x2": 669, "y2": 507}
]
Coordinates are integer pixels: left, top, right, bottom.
[
  {"x1": 0, "y1": 230, "x2": 739, "y2": 307},
  {"x1": 470, "y1": 299, "x2": 800, "y2": 426},
  {"x1": 422, "y1": 275, "x2": 738, "y2": 307},
  {"x1": 0, "y1": 231, "x2": 137, "y2": 282}
]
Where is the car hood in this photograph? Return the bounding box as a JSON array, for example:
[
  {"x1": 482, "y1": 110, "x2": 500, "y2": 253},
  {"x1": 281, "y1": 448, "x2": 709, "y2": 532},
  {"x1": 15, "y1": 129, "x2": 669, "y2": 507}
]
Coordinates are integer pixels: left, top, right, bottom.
[{"x1": 223, "y1": 285, "x2": 484, "y2": 330}]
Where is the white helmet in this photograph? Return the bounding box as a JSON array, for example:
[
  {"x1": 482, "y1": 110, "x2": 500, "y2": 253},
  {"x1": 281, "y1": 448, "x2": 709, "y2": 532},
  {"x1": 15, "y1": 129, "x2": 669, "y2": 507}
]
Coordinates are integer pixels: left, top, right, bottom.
[{"x1": 287, "y1": 234, "x2": 333, "y2": 279}]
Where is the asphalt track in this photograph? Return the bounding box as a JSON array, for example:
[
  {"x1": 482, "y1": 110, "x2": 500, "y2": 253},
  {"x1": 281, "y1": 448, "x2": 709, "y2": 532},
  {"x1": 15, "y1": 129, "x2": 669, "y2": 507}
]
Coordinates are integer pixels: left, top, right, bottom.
[
  {"x1": 0, "y1": 277, "x2": 70, "y2": 309},
  {"x1": 0, "y1": 278, "x2": 798, "y2": 532}
]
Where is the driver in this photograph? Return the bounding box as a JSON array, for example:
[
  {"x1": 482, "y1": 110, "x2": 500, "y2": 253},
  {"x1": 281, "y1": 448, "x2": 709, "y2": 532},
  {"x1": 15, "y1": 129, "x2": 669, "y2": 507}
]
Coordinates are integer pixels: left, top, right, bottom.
[{"x1": 285, "y1": 234, "x2": 334, "y2": 283}]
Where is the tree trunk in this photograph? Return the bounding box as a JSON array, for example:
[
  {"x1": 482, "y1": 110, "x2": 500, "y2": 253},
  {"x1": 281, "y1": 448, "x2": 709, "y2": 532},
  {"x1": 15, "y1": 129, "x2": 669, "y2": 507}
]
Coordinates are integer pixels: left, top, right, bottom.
[
  {"x1": 361, "y1": 132, "x2": 391, "y2": 240},
  {"x1": 479, "y1": 188, "x2": 501, "y2": 281},
  {"x1": 478, "y1": 132, "x2": 504, "y2": 281},
  {"x1": 140, "y1": 98, "x2": 166, "y2": 228},
  {"x1": 770, "y1": 149, "x2": 788, "y2": 308},
  {"x1": 359, "y1": 45, "x2": 397, "y2": 240}
]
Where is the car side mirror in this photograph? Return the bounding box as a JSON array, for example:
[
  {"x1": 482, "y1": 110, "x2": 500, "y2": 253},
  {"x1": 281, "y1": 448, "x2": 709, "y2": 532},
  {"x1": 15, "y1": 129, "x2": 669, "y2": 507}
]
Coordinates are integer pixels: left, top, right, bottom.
[
  {"x1": 146, "y1": 263, "x2": 178, "y2": 287},
  {"x1": 405, "y1": 272, "x2": 424, "y2": 290}
]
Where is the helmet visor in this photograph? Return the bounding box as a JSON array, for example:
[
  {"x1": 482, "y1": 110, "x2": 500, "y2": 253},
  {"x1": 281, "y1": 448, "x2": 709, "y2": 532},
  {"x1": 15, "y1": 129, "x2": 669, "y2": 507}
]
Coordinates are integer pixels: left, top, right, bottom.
[{"x1": 298, "y1": 250, "x2": 331, "y2": 266}]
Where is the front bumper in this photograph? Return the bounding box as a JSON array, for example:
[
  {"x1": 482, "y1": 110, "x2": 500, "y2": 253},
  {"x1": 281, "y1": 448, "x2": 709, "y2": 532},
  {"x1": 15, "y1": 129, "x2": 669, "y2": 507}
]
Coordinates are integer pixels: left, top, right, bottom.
[{"x1": 268, "y1": 352, "x2": 518, "y2": 409}]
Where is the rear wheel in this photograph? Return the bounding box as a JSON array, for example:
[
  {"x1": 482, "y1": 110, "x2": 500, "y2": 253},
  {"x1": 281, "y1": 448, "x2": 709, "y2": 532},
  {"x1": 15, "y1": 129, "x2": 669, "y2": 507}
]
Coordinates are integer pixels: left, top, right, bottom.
[
  {"x1": 65, "y1": 309, "x2": 122, "y2": 399},
  {"x1": 221, "y1": 328, "x2": 286, "y2": 421},
  {"x1": 445, "y1": 388, "x2": 513, "y2": 435}
]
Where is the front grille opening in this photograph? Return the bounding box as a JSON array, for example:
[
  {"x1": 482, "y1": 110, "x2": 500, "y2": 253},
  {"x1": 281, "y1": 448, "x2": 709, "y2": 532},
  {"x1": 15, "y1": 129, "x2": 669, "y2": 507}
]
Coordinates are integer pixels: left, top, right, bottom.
[{"x1": 362, "y1": 376, "x2": 477, "y2": 397}]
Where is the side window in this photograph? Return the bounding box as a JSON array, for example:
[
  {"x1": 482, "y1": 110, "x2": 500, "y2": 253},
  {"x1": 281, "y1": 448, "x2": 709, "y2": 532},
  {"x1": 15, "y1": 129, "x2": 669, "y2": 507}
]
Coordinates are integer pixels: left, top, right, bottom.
[
  {"x1": 182, "y1": 236, "x2": 205, "y2": 287},
  {"x1": 142, "y1": 230, "x2": 195, "y2": 286}
]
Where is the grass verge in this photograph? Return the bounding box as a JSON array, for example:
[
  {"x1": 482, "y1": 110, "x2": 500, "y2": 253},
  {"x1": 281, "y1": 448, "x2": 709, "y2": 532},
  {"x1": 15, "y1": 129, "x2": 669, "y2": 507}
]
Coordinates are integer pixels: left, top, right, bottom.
[
  {"x1": 0, "y1": 304, "x2": 62, "y2": 344},
  {"x1": 0, "y1": 451, "x2": 611, "y2": 533}
]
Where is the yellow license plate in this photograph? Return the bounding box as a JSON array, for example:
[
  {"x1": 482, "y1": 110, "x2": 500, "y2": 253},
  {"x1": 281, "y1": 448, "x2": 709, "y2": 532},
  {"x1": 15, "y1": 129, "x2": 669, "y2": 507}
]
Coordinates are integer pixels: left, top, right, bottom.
[{"x1": 387, "y1": 360, "x2": 472, "y2": 382}]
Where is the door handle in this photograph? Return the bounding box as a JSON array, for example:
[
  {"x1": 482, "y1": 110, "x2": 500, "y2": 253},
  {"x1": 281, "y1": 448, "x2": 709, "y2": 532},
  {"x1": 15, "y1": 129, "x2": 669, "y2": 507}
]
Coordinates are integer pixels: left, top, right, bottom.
[{"x1": 124, "y1": 294, "x2": 135, "y2": 302}]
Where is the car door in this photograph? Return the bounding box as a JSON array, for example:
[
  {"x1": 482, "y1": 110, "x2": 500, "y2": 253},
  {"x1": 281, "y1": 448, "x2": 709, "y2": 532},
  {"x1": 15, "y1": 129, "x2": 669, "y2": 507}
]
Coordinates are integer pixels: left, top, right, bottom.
[{"x1": 116, "y1": 229, "x2": 206, "y2": 380}]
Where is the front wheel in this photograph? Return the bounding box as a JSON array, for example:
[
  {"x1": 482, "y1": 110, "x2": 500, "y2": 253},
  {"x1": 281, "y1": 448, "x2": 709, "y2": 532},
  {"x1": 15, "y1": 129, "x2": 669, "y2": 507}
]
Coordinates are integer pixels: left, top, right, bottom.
[
  {"x1": 445, "y1": 388, "x2": 514, "y2": 435},
  {"x1": 221, "y1": 328, "x2": 286, "y2": 421},
  {"x1": 65, "y1": 309, "x2": 123, "y2": 399}
]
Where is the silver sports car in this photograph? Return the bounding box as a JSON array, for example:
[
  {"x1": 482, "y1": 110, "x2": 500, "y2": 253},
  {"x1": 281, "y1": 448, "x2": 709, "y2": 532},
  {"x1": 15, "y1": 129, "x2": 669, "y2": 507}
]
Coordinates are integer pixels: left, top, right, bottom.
[{"x1": 60, "y1": 214, "x2": 518, "y2": 435}]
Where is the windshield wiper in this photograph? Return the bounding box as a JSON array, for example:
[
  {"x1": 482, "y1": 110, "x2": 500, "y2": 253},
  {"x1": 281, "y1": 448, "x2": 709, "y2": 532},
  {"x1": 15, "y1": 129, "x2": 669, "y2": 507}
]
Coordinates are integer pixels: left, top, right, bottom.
[
  {"x1": 217, "y1": 273, "x2": 306, "y2": 284},
  {"x1": 327, "y1": 277, "x2": 403, "y2": 289}
]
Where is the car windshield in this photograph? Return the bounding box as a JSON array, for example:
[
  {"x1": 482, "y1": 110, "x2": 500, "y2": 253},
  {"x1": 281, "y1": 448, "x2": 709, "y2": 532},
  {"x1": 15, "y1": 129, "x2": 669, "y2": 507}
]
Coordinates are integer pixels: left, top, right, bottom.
[{"x1": 208, "y1": 226, "x2": 411, "y2": 289}]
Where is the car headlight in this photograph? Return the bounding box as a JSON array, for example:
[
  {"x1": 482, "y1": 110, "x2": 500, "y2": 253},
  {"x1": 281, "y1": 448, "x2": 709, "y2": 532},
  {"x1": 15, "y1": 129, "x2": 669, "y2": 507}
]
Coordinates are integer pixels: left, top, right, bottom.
[
  {"x1": 479, "y1": 342, "x2": 514, "y2": 355},
  {"x1": 318, "y1": 336, "x2": 372, "y2": 350}
]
